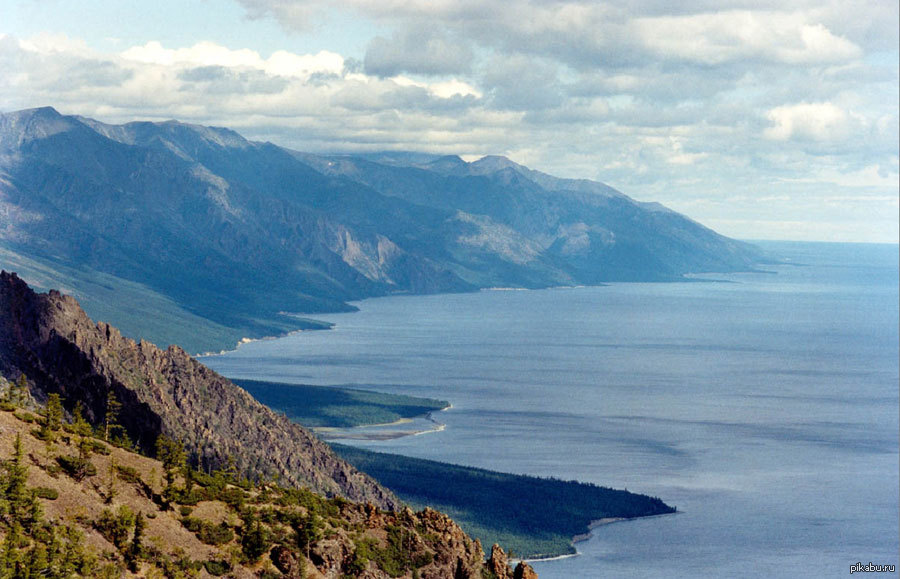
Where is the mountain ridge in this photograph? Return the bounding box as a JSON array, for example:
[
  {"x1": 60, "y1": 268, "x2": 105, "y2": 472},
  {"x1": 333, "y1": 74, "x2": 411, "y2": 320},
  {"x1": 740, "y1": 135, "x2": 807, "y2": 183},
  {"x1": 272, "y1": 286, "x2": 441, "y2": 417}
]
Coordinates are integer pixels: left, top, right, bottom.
[
  {"x1": 0, "y1": 106, "x2": 760, "y2": 353},
  {"x1": 0, "y1": 270, "x2": 398, "y2": 510}
]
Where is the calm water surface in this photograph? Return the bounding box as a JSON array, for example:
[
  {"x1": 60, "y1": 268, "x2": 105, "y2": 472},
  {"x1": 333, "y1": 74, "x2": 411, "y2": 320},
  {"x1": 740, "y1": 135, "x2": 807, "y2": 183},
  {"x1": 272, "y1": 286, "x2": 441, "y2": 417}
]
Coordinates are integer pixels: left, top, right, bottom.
[{"x1": 207, "y1": 242, "x2": 899, "y2": 578}]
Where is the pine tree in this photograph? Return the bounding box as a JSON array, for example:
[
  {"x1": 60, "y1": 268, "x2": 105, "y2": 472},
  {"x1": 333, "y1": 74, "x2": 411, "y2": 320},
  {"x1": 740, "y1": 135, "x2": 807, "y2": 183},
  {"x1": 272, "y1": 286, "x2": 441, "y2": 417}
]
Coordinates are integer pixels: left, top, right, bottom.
[
  {"x1": 37, "y1": 393, "x2": 64, "y2": 443},
  {"x1": 15, "y1": 374, "x2": 29, "y2": 407},
  {"x1": 104, "y1": 460, "x2": 118, "y2": 504},
  {"x1": 3, "y1": 435, "x2": 30, "y2": 525},
  {"x1": 71, "y1": 402, "x2": 92, "y2": 438},
  {"x1": 0, "y1": 522, "x2": 23, "y2": 577},
  {"x1": 155, "y1": 435, "x2": 186, "y2": 501},
  {"x1": 241, "y1": 518, "x2": 270, "y2": 563},
  {"x1": 103, "y1": 388, "x2": 123, "y2": 443},
  {"x1": 126, "y1": 512, "x2": 144, "y2": 572}
]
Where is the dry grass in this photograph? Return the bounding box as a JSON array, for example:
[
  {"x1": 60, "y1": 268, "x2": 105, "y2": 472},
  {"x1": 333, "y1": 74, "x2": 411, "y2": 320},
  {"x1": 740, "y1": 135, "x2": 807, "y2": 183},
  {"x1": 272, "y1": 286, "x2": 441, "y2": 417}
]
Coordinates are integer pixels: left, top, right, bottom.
[{"x1": 0, "y1": 409, "x2": 219, "y2": 567}]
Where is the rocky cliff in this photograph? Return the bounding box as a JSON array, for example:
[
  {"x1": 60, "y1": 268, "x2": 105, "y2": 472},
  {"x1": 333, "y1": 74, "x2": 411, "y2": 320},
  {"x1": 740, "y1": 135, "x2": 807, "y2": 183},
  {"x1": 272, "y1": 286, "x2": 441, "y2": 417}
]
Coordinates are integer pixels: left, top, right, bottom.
[{"x1": 0, "y1": 270, "x2": 397, "y2": 510}]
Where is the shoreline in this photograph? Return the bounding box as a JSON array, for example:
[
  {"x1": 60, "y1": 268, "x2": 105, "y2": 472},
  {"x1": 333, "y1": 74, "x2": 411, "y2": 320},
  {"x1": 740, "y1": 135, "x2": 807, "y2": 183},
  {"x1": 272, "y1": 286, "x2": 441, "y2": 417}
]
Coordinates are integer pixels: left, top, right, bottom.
[
  {"x1": 198, "y1": 268, "x2": 767, "y2": 358},
  {"x1": 522, "y1": 512, "x2": 680, "y2": 563},
  {"x1": 313, "y1": 407, "x2": 450, "y2": 441}
]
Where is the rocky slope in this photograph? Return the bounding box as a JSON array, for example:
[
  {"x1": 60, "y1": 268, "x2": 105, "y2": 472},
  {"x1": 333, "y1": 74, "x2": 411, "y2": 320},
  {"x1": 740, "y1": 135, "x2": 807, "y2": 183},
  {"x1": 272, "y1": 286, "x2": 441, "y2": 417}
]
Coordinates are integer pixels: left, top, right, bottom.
[
  {"x1": 0, "y1": 270, "x2": 397, "y2": 510},
  {"x1": 0, "y1": 408, "x2": 533, "y2": 578},
  {"x1": 0, "y1": 107, "x2": 760, "y2": 352}
]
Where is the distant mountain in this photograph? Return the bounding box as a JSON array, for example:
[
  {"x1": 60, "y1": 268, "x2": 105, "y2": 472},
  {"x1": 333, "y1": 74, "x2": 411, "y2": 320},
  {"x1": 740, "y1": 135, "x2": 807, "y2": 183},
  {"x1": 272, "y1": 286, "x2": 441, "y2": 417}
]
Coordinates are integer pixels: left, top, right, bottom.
[
  {"x1": 0, "y1": 270, "x2": 397, "y2": 509},
  {"x1": 0, "y1": 107, "x2": 759, "y2": 351}
]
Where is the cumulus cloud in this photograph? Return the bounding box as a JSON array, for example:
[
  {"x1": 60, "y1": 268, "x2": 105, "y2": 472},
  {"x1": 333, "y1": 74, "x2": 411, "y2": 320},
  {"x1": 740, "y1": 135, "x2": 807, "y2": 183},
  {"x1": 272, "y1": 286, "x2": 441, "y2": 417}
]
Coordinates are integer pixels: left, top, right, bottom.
[{"x1": 764, "y1": 102, "x2": 860, "y2": 142}]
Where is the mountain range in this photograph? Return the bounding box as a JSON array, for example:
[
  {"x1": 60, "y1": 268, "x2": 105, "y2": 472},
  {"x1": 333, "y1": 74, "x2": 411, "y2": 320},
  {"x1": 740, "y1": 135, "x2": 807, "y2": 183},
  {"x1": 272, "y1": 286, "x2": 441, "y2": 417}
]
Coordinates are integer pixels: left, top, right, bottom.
[{"x1": 0, "y1": 107, "x2": 759, "y2": 353}]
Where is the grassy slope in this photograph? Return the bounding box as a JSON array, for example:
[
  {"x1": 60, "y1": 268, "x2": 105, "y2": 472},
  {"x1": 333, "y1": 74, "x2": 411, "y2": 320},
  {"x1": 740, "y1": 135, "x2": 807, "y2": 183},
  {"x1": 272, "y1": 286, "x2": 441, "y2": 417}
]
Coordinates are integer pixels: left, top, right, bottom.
[
  {"x1": 0, "y1": 402, "x2": 501, "y2": 579},
  {"x1": 234, "y1": 379, "x2": 449, "y2": 428},
  {"x1": 333, "y1": 445, "x2": 676, "y2": 559}
]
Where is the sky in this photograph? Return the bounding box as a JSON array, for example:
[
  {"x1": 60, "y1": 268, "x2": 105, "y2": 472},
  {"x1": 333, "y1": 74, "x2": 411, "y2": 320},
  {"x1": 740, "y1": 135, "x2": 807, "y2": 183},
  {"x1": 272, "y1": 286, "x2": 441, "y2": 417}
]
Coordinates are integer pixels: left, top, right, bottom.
[{"x1": 1, "y1": 0, "x2": 898, "y2": 243}]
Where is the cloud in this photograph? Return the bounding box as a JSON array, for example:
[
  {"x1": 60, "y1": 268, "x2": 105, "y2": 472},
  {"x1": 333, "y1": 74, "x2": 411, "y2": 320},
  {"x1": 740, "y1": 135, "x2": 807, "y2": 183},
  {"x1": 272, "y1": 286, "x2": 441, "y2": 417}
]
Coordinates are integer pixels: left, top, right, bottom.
[
  {"x1": 364, "y1": 29, "x2": 474, "y2": 77},
  {"x1": 632, "y1": 11, "x2": 861, "y2": 65},
  {"x1": 2, "y1": 0, "x2": 898, "y2": 242},
  {"x1": 122, "y1": 41, "x2": 345, "y2": 79},
  {"x1": 764, "y1": 102, "x2": 859, "y2": 141}
]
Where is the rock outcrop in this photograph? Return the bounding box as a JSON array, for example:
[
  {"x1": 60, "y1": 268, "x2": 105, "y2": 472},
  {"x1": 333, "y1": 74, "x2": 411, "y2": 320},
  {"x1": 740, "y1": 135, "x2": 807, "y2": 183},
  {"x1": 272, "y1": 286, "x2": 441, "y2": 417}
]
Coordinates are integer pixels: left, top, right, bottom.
[{"x1": 0, "y1": 270, "x2": 398, "y2": 509}]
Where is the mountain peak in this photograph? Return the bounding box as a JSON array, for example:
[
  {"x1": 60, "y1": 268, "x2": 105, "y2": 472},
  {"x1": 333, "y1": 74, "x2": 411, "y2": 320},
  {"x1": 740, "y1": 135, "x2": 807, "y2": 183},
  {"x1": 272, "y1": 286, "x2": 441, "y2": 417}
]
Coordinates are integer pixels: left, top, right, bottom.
[
  {"x1": 471, "y1": 155, "x2": 520, "y2": 171},
  {"x1": 0, "y1": 106, "x2": 79, "y2": 149}
]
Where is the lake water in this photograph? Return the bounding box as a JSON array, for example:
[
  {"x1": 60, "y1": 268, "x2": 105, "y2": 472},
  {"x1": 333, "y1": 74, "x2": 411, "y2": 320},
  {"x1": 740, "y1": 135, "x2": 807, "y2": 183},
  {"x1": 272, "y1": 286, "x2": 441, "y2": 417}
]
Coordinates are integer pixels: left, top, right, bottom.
[{"x1": 206, "y1": 241, "x2": 899, "y2": 578}]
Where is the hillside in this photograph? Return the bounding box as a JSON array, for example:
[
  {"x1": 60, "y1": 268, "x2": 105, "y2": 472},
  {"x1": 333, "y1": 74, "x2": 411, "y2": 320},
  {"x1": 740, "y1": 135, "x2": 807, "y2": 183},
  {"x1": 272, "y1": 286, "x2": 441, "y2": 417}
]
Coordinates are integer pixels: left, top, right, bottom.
[
  {"x1": 0, "y1": 270, "x2": 395, "y2": 510},
  {"x1": 0, "y1": 107, "x2": 760, "y2": 353},
  {"x1": 0, "y1": 402, "x2": 534, "y2": 578}
]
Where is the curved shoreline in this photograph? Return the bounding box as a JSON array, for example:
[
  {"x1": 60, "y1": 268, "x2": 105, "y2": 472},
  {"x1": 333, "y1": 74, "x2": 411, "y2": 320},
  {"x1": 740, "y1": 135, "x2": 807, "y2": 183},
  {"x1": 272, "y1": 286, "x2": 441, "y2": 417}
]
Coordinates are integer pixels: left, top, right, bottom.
[
  {"x1": 522, "y1": 512, "x2": 680, "y2": 563},
  {"x1": 313, "y1": 407, "x2": 451, "y2": 441}
]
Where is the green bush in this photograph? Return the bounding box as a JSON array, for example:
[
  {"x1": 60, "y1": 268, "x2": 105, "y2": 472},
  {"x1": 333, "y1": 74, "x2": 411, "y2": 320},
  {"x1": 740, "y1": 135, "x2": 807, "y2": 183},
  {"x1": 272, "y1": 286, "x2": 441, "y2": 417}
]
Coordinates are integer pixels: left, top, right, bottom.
[
  {"x1": 181, "y1": 517, "x2": 234, "y2": 546},
  {"x1": 95, "y1": 506, "x2": 136, "y2": 549},
  {"x1": 115, "y1": 465, "x2": 142, "y2": 485},
  {"x1": 180, "y1": 517, "x2": 203, "y2": 533},
  {"x1": 57, "y1": 455, "x2": 97, "y2": 481},
  {"x1": 89, "y1": 440, "x2": 112, "y2": 455},
  {"x1": 33, "y1": 487, "x2": 59, "y2": 500},
  {"x1": 14, "y1": 411, "x2": 36, "y2": 423},
  {"x1": 199, "y1": 523, "x2": 234, "y2": 546},
  {"x1": 204, "y1": 559, "x2": 231, "y2": 576}
]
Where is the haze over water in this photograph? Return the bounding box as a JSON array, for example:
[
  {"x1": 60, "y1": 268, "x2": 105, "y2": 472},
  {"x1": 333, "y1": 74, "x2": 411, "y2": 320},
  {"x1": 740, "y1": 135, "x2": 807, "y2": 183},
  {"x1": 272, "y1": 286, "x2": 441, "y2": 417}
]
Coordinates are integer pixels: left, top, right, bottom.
[{"x1": 207, "y1": 241, "x2": 899, "y2": 578}]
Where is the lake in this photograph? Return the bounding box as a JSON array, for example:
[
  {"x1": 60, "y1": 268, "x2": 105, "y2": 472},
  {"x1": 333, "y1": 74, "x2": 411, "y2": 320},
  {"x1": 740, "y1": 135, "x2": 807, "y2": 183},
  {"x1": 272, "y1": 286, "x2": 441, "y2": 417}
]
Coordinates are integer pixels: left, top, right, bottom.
[{"x1": 205, "y1": 241, "x2": 899, "y2": 578}]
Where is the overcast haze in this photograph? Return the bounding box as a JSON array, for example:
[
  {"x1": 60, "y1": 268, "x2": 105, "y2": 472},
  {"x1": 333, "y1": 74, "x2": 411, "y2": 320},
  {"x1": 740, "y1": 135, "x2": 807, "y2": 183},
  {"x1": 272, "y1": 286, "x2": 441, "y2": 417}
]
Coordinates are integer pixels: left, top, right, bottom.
[{"x1": 1, "y1": 0, "x2": 897, "y2": 242}]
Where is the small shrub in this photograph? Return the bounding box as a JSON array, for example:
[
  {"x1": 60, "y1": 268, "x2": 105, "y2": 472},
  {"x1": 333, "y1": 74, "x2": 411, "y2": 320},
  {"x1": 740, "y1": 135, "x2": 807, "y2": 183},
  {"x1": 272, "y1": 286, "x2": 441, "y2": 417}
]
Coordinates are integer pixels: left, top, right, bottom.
[
  {"x1": 89, "y1": 440, "x2": 111, "y2": 455},
  {"x1": 33, "y1": 487, "x2": 59, "y2": 500},
  {"x1": 179, "y1": 506, "x2": 193, "y2": 517},
  {"x1": 177, "y1": 489, "x2": 202, "y2": 506},
  {"x1": 413, "y1": 550, "x2": 434, "y2": 568},
  {"x1": 14, "y1": 411, "x2": 36, "y2": 423},
  {"x1": 95, "y1": 506, "x2": 136, "y2": 549},
  {"x1": 217, "y1": 487, "x2": 246, "y2": 509},
  {"x1": 199, "y1": 523, "x2": 234, "y2": 546},
  {"x1": 204, "y1": 559, "x2": 231, "y2": 576},
  {"x1": 181, "y1": 517, "x2": 234, "y2": 546},
  {"x1": 0, "y1": 402, "x2": 16, "y2": 412},
  {"x1": 57, "y1": 455, "x2": 97, "y2": 481},
  {"x1": 180, "y1": 517, "x2": 203, "y2": 534},
  {"x1": 115, "y1": 465, "x2": 142, "y2": 484}
]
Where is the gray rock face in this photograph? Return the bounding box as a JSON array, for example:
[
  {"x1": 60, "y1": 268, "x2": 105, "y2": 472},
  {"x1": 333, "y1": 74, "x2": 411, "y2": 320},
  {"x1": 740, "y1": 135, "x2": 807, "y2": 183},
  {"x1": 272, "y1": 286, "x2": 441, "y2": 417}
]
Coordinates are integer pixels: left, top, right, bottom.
[{"x1": 0, "y1": 271, "x2": 398, "y2": 509}]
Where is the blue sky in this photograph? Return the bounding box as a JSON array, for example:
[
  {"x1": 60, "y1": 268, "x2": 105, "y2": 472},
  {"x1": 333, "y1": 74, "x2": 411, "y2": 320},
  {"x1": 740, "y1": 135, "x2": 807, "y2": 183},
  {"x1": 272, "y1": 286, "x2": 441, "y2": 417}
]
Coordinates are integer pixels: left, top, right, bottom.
[{"x1": 1, "y1": 0, "x2": 897, "y2": 242}]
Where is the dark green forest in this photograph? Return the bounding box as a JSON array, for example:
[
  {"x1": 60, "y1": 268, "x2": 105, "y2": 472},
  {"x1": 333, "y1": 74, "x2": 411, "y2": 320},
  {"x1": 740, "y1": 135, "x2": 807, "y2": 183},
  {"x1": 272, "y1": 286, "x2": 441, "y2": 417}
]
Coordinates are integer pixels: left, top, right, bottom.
[
  {"x1": 234, "y1": 379, "x2": 449, "y2": 428},
  {"x1": 333, "y1": 444, "x2": 675, "y2": 558}
]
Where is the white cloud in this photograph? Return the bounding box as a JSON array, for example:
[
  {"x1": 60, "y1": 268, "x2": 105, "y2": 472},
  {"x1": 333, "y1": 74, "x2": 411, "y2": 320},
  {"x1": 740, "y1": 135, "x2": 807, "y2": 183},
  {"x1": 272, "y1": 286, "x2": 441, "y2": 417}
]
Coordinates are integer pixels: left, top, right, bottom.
[
  {"x1": 263, "y1": 50, "x2": 345, "y2": 78},
  {"x1": 428, "y1": 80, "x2": 482, "y2": 99},
  {"x1": 121, "y1": 41, "x2": 344, "y2": 79},
  {"x1": 764, "y1": 101, "x2": 859, "y2": 141},
  {"x1": 633, "y1": 11, "x2": 861, "y2": 65}
]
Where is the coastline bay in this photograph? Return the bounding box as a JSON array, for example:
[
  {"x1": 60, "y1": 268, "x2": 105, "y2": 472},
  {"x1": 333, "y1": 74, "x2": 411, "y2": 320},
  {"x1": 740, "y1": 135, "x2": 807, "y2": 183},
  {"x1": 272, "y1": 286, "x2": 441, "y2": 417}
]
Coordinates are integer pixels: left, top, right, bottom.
[{"x1": 206, "y1": 241, "x2": 899, "y2": 578}]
